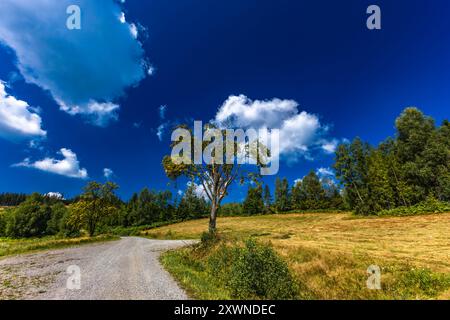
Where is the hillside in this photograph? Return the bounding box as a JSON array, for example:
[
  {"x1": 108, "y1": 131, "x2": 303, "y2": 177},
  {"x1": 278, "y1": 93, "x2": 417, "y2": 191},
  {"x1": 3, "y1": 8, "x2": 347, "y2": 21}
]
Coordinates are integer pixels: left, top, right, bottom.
[{"x1": 145, "y1": 212, "x2": 450, "y2": 299}]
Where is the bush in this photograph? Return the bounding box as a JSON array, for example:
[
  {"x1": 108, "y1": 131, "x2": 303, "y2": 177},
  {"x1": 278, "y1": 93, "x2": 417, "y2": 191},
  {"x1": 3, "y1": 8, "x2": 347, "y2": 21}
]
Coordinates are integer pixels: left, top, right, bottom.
[
  {"x1": 207, "y1": 239, "x2": 298, "y2": 299},
  {"x1": 200, "y1": 231, "x2": 219, "y2": 247},
  {"x1": 376, "y1": 197, "x2": 450, "y2": 217},
  {"x1": 5, "y1": 201, "x2": 52, "y2": 238},
  {"x1": 397, "y1": 268, "x2": 450, "y2": 297},
  {"x1": 46, "y1": 202, "x2": 69, "y2": 235}
]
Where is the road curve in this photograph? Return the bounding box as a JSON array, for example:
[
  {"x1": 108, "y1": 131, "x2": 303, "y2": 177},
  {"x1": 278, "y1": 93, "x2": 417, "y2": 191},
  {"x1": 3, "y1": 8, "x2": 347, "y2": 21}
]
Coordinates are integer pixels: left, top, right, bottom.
[{"x1": 0, "y1": 237, "x2": 196, "y2": 300}]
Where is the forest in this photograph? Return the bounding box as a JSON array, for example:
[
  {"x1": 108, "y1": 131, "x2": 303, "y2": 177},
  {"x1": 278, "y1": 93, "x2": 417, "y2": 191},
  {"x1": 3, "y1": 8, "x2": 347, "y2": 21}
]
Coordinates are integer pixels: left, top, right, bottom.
[{"x1": 0, "y1": 107, "x2": 448, "y2": 239}]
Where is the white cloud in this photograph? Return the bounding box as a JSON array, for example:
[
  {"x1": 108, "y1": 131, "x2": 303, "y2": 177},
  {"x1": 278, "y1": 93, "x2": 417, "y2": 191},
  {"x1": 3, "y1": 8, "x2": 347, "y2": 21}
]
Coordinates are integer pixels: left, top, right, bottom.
[
  {"x1": 0, "y1": 0, "x2": 148, "y2": 126},
  {"x1": 0, "y1": 82, "x2": 46, "y2": 140},
  {"x1": 294, "y1": 178, "x2": 303, "y2": 186},
  {"x1": 45, "y1": 192, "x2": 64, "y2": 200},
  {"x1": 119, "y1": 12, "x2": 126, "y2": 24},
  {"x1": 103, "y1": 168, "x2": 114, "y2": 179},
  {"x1": 316, "y1": 167, "x2": 335, "y2": 178},
  {"x1": 13, "y1": 148, "x2": 88, "y2": 179},
  {"x1": 159, "y1": 105, "x2": 167, "y2": 120},
  {"x1": 214, "y1": 95, "x2": 338, "y2": 161},
  {"x1": 129, "y1": 23, "x2": 138, "y2": 39},
  {"x1": 147, "y1": 65, "x2": 156, "y2": 76},
  {"x1": 156, "y1": 105, "x2": 169, "y2": 141},
  {"x1": 157, "y1": 123, "x2": 166, "y2": 141},
  {"x1": 187, "y1": 181, "x2": 209, "y2": 200},
  {"x1": 321, "y1": 139, "x2": 339, "y2": 154}
]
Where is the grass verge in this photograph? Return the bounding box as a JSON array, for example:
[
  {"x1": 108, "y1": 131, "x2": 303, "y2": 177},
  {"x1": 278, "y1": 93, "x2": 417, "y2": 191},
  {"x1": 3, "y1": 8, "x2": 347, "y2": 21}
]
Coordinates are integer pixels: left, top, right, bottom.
[{"x1": 0, "y1": 234, "x2": 119, "y2": 258}]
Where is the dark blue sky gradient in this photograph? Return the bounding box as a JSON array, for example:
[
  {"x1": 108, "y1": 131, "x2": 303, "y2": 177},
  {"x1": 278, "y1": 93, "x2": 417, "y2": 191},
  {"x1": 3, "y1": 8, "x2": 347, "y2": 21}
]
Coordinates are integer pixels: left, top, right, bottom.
[{"x1": 1, "y1": 0, "x2": 449, "y2": 201}]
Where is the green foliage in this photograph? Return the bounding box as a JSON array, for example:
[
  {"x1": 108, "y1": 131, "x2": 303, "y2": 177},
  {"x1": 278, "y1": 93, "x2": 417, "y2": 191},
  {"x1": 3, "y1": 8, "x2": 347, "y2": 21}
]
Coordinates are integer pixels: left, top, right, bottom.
[
  {"x1": 242, "y1": 184, "x2": 264, "y2": 215},
  {"x1": 218, "y1": 203, "x2": 243, "y2": 216},
  {"x1": 124, "y1": 188, "x2": 176, "y2": 227},
  {"x1": 3, "y1": 195, "x2": 51, "y2": 238},
  {"x1": 396, "y1": 268, "x2": 450, "y2": 297},
  {"x1": 68, "y1": 181, "x2": 120, "y2": 237},
  {"x1": 263, "y1": 184, "x2": 272, "y2": 213},
  {"x1": 177, "y1": 184, "x2": 210, "y2": 221},
  {"x1": 335, "y1": 108, "x2": 450, "y2": 215},
  {"x1": 0, "y1": 193, "x2": 27, "y2": 206},
  {"x1": 376, "y1": 197, "x2": 450, "y2": 217},
  {"x1": 46, "y1": 202, "x2": 69, "y2": 235},
  {"x1": 207, "y1": 239, "x2": 298, "y2": 300},
  {"x1": 275, "y1": 178, "x2": 290, "y2": 212}
]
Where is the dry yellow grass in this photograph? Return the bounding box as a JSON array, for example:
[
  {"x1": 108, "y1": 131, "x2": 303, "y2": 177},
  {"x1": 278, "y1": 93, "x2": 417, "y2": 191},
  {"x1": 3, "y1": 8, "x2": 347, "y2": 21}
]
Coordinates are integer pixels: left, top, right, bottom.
[
  {"x1": 149, "y1": 212, "x2": 450, "y2": 299},
  {"x1": 145, "y1": 212, "x2": 450, "y2": 272}
]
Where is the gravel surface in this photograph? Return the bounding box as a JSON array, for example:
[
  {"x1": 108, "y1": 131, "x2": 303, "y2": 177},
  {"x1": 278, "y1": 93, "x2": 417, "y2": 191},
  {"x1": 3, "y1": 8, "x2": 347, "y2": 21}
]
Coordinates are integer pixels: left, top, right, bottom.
[{"x1": 0, "y1": 237, "x2": 196, "y2": 300}]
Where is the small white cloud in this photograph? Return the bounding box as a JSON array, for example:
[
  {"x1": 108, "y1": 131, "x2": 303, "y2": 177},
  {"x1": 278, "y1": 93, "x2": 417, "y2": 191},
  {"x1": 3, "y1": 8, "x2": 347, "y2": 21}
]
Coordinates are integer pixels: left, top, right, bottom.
[
  {"x1": 294, "y1": 178, "x2": 303, "y2": 186},
  {"x1": 156, "y1": 123, "x2": 166, "y2": 141},
  {"x1": 119, "y1": 12, "x2": 126, "y2": 24},
  {"x1": 159, "y1": 105, "x2": 167, "y2": 120},
  {"x1": 316, "y1": 167, "x2": 335, "y2": 177},
  {"x1": 103, "y1": 168, "x2": 114, "y2": 179},
  {"x1": 129, "y1": 23, "x2": 138, "y2": 38},
  {"x1": 59, "y1": 100, "x2": 119, "y2": 127},
  {"x1": 45, "y1": 192, "x2": 64, "y2": 200},
  {"x1": 187, "y1": 181, "x2": 209, "y2": 200},
  {"x1": 321, "y1": 139, "x2": 339, "y2": 154},
  {"x1": 0, "y1": 82, "x2": 46, "y2": 140},
  {"x1": 147, "y1": 65, "x2": 156, "y2": 76},
  {"x1": 13, "y1": 148, "x2": 88, "y2": 179}
]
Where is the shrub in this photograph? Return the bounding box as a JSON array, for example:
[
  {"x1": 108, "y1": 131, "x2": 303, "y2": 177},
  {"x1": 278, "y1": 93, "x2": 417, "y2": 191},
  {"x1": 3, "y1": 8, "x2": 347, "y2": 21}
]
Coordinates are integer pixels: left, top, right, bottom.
[
  {"x1": 396, "y1": 268, "x2": 450, "y2": 297},
  {"x1": 207, "y1": 239, "x2": 298, "y2": 299},
  {"x1": 46, "y1": 202, "x2": 69, "y2": 235},
  {"x1": 376, "y1": 197, "x2": 450, "y2": 217},
  {"x1": 5, "y1": 201, "x2": 52, "y2": 238}
]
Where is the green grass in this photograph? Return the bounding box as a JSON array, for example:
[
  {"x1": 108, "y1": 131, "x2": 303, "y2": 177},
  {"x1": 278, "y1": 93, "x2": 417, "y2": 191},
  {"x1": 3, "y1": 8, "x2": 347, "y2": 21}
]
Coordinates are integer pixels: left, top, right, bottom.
[
  {"x1": 0, "y1": 234, "x2": 119, "y2": 258},
  {"x1": 161, "y1": 248, "x2": 232, "y2": 300}
]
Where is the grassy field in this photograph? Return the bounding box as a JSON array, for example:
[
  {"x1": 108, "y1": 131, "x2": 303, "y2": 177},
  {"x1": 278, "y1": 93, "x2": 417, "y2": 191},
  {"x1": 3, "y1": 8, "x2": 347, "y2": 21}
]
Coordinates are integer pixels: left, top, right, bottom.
[
  {"x1": 0, "y1": 235, "x2": 119, "y2": 258},
  {"x1": 146, "y1": 212, "x2": 450, "y2": 300}
]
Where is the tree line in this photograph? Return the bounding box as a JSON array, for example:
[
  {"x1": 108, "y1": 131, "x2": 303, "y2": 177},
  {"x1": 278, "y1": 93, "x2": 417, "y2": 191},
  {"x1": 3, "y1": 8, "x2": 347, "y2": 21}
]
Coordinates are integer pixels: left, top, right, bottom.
[
  {"x1": 0, "y1": 107, "x2": 448, "y2": 238},
  {"x1": 334, "y1": 107, "x2": 449, "y2": 215},
  {"x1": 0, "y1": 182, "x2": 209, "y2": 238},
  {"x1": 0, "y1": 193, "x2": 27, "y2": 206},
  {"x1": 240, "y1": 172, "x2": 344, "y2": 216}
]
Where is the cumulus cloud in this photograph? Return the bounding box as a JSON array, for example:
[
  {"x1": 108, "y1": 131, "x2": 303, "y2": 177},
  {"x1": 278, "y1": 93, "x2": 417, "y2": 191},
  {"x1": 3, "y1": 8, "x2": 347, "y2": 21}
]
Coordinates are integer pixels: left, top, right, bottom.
[
  {"x1": 0, "y1": 82, "x2": 46, "y2": 140},
  {"x1": 0, "y1": 0, "x2": 148, "y2": 126},
  {"x1": 13, "y1": 148, "x2": 88, "y2": 179},
  {"x1": 103, "y1": 168, "x2": 114, "y2": 179},
  {"x1": 214, "y1": 95, "x2": 340, "y2": 161}
]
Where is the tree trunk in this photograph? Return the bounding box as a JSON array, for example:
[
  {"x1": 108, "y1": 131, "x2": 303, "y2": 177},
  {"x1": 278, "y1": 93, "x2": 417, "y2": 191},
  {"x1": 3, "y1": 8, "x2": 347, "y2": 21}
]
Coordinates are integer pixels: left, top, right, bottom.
[{"x1": 209, "y1": 202, "x2": 218, "y2": 234}]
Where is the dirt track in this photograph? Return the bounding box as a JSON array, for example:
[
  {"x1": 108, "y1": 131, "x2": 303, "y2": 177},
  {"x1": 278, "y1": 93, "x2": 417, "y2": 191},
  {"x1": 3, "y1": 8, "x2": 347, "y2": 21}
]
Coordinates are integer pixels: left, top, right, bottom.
[{"x1": 0, "y1": 237, "x2": 195, "y2": 300}]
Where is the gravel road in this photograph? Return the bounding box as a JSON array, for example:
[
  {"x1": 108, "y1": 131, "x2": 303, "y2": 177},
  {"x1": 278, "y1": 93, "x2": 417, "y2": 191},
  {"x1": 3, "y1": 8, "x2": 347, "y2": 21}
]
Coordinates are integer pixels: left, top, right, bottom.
[{"x1": 0, "y1": 237, "x2": 196, "y2": 300}]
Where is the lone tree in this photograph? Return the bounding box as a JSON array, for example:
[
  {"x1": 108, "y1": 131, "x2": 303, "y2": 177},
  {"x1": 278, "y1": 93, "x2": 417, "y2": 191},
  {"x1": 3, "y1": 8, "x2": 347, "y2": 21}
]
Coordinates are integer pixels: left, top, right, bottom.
[
  {"x1": 163, "y1": 124, "x2": 269, "y2": 233},
  {"x1": 69, "y1": 181, "x2": 119, "y2": 236}
]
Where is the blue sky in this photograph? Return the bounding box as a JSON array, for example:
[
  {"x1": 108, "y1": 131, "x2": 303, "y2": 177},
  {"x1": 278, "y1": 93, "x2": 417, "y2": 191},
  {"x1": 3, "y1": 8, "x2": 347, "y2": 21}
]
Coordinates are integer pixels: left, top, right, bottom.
[{"x1": 0, "y1": 0, "x2": 449, "y2": 201}]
